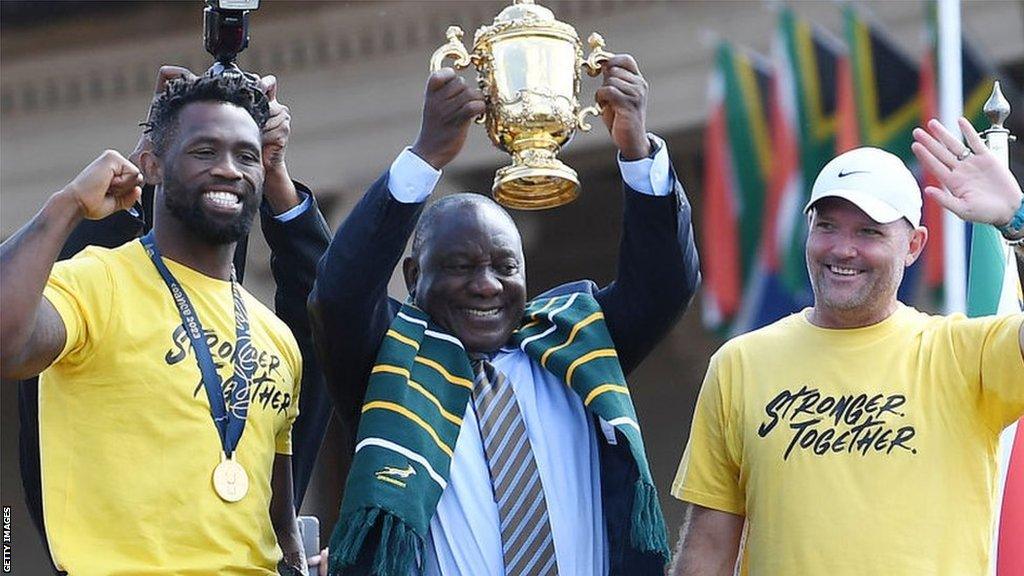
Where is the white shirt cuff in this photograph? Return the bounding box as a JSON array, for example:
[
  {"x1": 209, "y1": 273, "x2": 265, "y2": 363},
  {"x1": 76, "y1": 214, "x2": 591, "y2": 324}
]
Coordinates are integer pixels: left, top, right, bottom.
[
  {"x1": 272, "y1": 190, "x2": 312, "y2": 222},
  {"x1": 388, "y1": 148, "x2": 442, "y2": 204},
  {"x1": 618, "y1": 133, "x2": 671, "y2": 196}
]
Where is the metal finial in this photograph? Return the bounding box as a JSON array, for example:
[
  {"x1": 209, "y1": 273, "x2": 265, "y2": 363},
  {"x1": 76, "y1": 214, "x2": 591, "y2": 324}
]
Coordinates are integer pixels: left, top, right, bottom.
[{"x1": 983, "y1": 81, "x2": 1010, "y2": 129}]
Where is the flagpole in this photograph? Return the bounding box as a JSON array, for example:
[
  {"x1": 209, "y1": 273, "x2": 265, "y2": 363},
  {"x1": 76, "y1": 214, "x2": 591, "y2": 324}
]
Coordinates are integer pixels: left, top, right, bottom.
[
  {"x1": 979, "y1": 81, "x2": 1024, "y2": 576},
  {"x1": 938, "y1": 0, "x2": 966, "y2": 313},
  {"x1": 983, "y1": 83, "x2": 1011, "y2": 180}
]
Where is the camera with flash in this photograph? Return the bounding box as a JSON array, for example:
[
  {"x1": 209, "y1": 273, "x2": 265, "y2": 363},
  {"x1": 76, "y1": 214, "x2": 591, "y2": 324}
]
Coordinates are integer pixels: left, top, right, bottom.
[{"x1": 203, "y1": 0, "x2": 260, "y2": 78}]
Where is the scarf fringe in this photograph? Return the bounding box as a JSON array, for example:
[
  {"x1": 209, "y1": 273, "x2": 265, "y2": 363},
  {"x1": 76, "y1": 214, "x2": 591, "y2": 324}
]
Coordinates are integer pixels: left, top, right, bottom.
[
  {"x1": 329, "y1": 507, "x2": 422, "y2": 576},
  {"x1": 630, "y1": 480, "x2": 670, "y2": 560}
]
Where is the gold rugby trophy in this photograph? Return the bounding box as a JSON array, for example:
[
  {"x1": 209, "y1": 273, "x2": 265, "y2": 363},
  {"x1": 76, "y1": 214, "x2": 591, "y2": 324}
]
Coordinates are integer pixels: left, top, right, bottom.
[{"x1": 430, "y1": 0, "x2": 614, "y2": 209}]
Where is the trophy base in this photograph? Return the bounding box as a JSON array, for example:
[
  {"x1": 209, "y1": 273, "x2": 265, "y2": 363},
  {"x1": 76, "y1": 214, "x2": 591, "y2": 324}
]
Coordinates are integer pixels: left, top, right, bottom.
[{"x1": 492, "y1": 161, "x2": 580, "y2": 210}]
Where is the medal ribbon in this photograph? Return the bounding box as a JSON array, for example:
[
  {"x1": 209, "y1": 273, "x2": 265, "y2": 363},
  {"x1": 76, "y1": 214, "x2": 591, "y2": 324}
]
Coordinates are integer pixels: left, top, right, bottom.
[{"x1": 140, "y1": 232, "x2": 253, "y2": 458}]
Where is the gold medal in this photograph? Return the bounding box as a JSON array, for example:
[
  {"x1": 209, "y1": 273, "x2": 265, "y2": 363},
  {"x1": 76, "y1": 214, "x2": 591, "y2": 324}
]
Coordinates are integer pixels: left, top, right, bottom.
[{"x1": 212, "y1": 454, "x2": 249, "y2": 502}]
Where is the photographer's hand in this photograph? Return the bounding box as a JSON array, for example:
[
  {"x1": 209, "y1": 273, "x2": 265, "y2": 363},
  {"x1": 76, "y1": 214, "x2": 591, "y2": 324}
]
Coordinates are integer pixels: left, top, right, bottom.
[
  {"x1": 306, "y1": 547, "x2": 329, "y2": 576},
  {"x1": 130, "y1": 66, "x2": 197, "y2": 183},
  {"x1": 258, "y1": 75, "x2": 301, "y2": 215}
]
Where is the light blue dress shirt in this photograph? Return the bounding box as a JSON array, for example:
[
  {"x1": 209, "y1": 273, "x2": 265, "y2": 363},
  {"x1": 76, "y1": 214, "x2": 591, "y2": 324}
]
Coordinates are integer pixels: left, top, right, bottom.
[
  {"x1": 273, "y1": 191, "x2": 313, "y2": 222},
  {"x1": 386, "y1": 136, "x2": 673, "y2": 575},
  {"x1": 388, "y1": 133, "x2": 671, "y2": 203}
]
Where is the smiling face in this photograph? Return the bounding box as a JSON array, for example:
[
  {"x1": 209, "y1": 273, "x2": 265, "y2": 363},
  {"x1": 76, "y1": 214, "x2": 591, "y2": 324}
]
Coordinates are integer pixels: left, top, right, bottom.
[
  {"x1": 159, "y1": 101, "x2": 264, "y2": 245},
  {"x1": 805, "y1": 197, "x2": 927, "y2": 328},
  {"x1": 404, "y1": 200, "x2": 527, "y2": 353}
]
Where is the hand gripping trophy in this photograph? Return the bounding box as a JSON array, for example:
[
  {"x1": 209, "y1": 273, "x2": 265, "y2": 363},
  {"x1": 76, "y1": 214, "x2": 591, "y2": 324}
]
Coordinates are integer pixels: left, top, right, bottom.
[{"x1": 430, "y1": 0, "x2": 615, "y2": 209}]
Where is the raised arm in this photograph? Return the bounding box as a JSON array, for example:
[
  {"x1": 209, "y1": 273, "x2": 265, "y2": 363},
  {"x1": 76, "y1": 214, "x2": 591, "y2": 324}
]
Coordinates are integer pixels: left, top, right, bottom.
[
  {"x1": 308, "y1": 178, "x2": 417, "y2": 427},
  {"x1": 912, "y1": 116, "x2": 1024, "y2": 357},
  {"x1": 250, "y1": 73, "x2": 334, "y2": 506},
  {"x1": 308, "y1": 68, "x2": 484, "y2": 432},
  {"x1": 591, "y1": 55, "x2": 701, "y2": 374},
  {"x1": 262, "y1": 189, "x2": 331, "y2": 507},
  {"x1": 255, "y1": 73, "x2": 329, "y2": 327},
  {"x1": 911, "y1": 117, "x2": 1023, "y2": 230},
  {"x1": 0, "y1": 151, "x2": 142, "y2": 380}
]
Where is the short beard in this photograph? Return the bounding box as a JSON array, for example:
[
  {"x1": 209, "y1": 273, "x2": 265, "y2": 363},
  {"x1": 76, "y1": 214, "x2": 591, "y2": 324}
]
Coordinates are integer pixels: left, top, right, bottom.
[
  {"x1": 163, "y1": 183, "x2": 258, "y2": 245},
  {"x1": 809, "y1": 261, "x2": 904, "y2": 313}
]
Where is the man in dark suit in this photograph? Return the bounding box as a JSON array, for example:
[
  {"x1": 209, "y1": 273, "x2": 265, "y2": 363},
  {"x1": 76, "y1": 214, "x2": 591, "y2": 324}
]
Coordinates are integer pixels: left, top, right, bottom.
[
  {"x1": 310, "y1": 54, "x2": 700, "y2": 576},
  {"x1": 16, "y1": 66, "x2": 331, "y2": 568}
]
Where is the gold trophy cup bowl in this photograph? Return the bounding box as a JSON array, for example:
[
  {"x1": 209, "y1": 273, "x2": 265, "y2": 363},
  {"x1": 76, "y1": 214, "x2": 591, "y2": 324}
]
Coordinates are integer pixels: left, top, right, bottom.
[{"x1": 430, "y1": 0, "x2": 612, "y2": 209}]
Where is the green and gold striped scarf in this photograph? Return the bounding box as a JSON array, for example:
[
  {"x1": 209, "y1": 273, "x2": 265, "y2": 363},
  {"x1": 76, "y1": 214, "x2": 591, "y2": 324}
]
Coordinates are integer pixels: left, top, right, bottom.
[{"x1": 329, "y1": 292, "x2": 668, "y2": 575}]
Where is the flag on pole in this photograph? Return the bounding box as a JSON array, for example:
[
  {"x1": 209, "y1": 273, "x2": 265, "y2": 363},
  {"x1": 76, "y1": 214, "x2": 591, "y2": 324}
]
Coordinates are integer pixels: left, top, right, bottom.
[
  {"x1": 838, "y1": 5, "x2": 921, "y2": 155},
  {"x1": 969, "y1": 206, "x2": 1024, "y2": 576},
  {"x1": 919, "y1": 2, "x2": 947, "y2": 303},
  {"x1": 748, "y1": 9, "x2": 845, "y2": 331},
  {"x1": 957, "y1": 85, "x2": 1024, "y2": 576},
  {"x1": 971, "y1": 193, "x2": 1024, "y2": 576},
  {"x1": 920, "y1": 0, "x2": 1001, "y2": 305},
  {"x1": 838, "y1": 4, "x2": 924, "y2": 302},
  {"x1": 834, "y1": 45, "x2": 858, "y2": 154},
  {"x1": 701, "y1": 42, "x2": 774, "y2": 333},
  {"x1": 997, "y1": 421, "x2": 1024, "y2": 575}
]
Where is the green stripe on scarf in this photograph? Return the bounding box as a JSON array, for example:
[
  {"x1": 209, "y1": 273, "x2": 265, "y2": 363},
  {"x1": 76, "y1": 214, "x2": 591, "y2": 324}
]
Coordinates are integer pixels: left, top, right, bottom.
[{"x1": 329, "y1": 293, "x2": 669, "y2": 575}]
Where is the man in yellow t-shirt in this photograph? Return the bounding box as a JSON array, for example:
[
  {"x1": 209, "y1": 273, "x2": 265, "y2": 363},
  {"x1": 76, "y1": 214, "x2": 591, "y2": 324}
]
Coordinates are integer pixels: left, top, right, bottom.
[
  {"x1": 0, "y1": 74, "x2": 307, "y2": 574},
  {"x1": 670, "y1": 118, "x2": 1024, "y2": 576}
]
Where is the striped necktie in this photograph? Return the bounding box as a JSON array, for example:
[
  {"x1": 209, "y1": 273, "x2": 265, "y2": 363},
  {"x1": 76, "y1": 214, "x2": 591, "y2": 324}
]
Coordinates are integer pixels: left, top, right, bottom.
[{"x1": 471, "y1": 357, "x2": 558, "y2": 576}]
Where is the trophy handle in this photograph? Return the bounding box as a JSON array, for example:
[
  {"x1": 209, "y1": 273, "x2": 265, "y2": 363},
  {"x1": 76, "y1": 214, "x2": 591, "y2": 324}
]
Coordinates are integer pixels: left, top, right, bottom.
[
  {"x1": 430, "y1": 26, "x2": 473, "y2": 72},
  {"x1": 581, "y1": 32, "x2": 613, "y2": 77},
  {"x1": 578, "y1": 32, "x2": 614, "y2": 131},
  {"x1": 430, "y1": 26, "x2": 485, "y2": 124},
  {"x1": 578, "y1": 104, "x2": 602, "y2": 133}
]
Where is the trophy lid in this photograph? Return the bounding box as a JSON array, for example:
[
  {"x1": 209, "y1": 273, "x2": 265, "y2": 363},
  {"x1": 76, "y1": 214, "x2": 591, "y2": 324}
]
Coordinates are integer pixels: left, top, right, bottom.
[
  {"x1": 496, "y1": 0, "x2": 555, "y2": 23},
  {"x1": 474, "y1": 0, "x2": 578, "y2": 46}
]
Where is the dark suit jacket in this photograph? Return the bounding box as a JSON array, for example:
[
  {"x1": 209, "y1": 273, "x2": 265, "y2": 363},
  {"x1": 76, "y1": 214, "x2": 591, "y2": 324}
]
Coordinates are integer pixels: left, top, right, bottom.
[
  {"x1": 18, "y1": 184, "x2": 331, "y2": 565},
  {"x1": 309, "y1": 164, "x2": 700, "y2": 573}
]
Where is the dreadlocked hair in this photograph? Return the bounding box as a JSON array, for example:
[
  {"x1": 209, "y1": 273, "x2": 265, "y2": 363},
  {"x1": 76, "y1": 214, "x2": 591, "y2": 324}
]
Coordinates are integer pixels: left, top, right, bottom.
[{"x1": 143, "y1": 74, "x2": 270, "y2": 156}]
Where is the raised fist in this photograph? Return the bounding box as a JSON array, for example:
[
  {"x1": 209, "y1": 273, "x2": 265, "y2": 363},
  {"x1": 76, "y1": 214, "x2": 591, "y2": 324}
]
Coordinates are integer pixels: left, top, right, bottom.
[{"x1": 62, "y1": 150, "x2": 143, "y2": 220}]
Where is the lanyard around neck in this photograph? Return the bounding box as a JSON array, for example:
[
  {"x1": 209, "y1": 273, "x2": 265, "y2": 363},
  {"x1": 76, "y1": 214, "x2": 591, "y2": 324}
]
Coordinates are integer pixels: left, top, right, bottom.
[{"x1": 140, "y1": 232, "x2": 252, "y2": 457}]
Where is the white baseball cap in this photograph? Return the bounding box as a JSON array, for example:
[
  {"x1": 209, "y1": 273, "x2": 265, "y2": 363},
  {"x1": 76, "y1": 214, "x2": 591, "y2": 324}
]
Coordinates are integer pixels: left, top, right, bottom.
[{"x1": 805, "y1": 147, "x2": 922, "y2": 228}]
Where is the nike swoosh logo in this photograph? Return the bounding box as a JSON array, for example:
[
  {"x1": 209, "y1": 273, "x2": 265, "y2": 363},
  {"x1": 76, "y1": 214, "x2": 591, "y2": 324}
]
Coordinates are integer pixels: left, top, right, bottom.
[{"x1": 838, "y1": 170, "x2": 868, "y2": 178}]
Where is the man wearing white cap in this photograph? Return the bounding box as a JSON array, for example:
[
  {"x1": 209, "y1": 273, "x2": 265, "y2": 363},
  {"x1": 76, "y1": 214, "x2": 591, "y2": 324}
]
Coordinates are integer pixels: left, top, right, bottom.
[{"x1": 669, "y1": 118, "x2": 1024, "y2": 575}]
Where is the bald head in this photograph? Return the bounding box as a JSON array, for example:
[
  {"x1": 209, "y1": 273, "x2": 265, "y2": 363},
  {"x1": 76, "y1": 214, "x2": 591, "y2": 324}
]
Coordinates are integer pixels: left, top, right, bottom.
[{"x1": 411, "y1": 193, "x2": 518, "y2": 259}]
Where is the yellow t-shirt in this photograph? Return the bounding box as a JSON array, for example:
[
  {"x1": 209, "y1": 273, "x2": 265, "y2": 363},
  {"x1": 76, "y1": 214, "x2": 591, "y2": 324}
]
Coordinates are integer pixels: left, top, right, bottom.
[
  {"x1": 40, "y1": 240, "x2": 301, "y2": 575},
  {"x1": 672, "y1": 305, "x2": 1024, "y2": 576}
]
